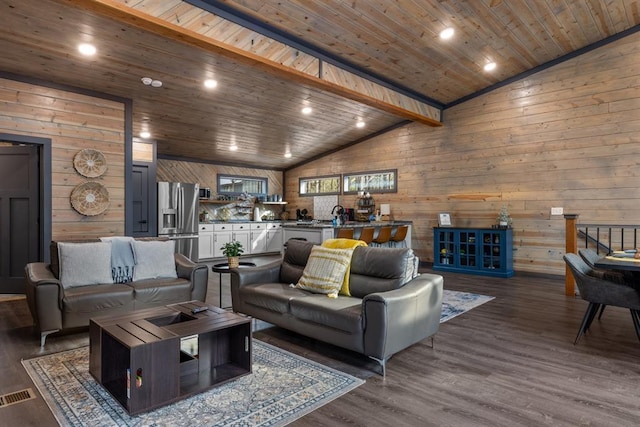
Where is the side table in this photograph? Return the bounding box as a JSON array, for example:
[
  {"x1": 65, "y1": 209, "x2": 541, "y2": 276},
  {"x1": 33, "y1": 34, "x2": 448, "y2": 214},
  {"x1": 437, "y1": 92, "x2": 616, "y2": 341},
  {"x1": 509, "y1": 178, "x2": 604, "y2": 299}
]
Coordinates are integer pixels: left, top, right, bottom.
[{"x1": 212, "y1": 262, "x2": 256, "y2": 308}]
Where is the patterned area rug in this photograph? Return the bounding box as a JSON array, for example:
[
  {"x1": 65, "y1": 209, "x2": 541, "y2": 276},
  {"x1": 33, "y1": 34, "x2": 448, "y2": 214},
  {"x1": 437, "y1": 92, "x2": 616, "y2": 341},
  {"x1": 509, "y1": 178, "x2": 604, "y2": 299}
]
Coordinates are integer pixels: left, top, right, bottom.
[
  {"x1": 22, "y1": 340, "x2": 364, "y2": 427},
  {"x1": 441, "y1": 289, "x2": 494, "y2": 323}
]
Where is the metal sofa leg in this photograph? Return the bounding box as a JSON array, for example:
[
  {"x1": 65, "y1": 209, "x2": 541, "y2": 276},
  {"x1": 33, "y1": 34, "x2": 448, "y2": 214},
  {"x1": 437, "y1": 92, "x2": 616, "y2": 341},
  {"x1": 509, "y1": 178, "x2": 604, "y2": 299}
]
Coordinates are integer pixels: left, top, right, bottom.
[
  {"x1": 40, "y1": 330, "x2": 60, "y2": 348},
  {"x1": 368, "y1": 356, "x2": 387, "y2": 377},
  {"x1": 368, "y1": 336, "x2": 436, "y2": 376}
]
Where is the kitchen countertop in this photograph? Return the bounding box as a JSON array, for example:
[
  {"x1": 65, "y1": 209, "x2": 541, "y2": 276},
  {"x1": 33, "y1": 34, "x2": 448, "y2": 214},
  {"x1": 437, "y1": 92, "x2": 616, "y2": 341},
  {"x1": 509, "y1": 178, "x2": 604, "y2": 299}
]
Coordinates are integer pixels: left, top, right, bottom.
[
  {"x1": 199, "y1": 220, "x2": 282, "y2": 225},
  {"x1": 283, "y1": 220, "x2": 412, "y2": 228},
  {"x1": 200, "y1": 220, "x2": 412, "y2": 228}
]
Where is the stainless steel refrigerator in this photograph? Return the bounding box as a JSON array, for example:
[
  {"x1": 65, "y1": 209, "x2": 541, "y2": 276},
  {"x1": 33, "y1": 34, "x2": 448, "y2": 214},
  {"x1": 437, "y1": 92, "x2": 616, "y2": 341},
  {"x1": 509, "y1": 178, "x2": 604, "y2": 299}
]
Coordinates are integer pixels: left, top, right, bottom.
[{"x1": 157, "y1": 182, "x2": 199, "y2": 261}]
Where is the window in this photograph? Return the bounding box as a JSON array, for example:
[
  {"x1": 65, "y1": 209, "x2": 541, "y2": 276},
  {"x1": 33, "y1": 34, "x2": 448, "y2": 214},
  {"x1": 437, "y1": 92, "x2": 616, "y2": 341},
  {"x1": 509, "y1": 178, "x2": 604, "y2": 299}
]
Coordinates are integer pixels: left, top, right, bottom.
[
  {"x1": 217, "y1": 174, "x2": 267, "y2": 196},
  {"x1": 343, "y1": 169, "x2": 397, "y2": 194},
  {"x1": 299, "y1": 175, "x2": 341, "y2": 196}
]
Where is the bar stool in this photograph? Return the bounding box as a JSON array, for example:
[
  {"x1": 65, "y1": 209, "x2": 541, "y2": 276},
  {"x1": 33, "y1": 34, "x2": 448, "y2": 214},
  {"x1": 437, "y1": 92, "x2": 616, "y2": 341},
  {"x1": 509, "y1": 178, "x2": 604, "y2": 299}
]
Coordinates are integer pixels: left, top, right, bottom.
[
  {"x1": 336, "y1": 228, "x2": 355, "y2": 239},
  {"x1": 358, "y1": 227, "x2": 375, "y2": 244},
  {"x1": 390, "y1": 225, "x2": 408, "y2": 247},
  {"x1": 371, "y1": 226, "x2": 393, "y2": 247}
]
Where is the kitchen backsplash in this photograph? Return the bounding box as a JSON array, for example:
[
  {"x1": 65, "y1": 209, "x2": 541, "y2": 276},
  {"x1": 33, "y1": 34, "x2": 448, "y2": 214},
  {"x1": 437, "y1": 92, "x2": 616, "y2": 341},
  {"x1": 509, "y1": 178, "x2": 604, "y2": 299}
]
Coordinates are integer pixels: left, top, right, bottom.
[
  {"x1": 200, "y1": 203, "x2": 248, "y2": 222},
  {"x1": 199, "y1": 195, "x2": 338, "y2": 222}
]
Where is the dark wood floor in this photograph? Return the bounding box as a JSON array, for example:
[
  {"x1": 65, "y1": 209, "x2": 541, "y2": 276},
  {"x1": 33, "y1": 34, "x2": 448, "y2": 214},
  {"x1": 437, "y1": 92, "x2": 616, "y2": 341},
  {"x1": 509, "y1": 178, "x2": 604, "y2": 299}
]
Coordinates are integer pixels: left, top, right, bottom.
[{"x1": 2, "y1": 264, "x2": 640, "y2": 426}]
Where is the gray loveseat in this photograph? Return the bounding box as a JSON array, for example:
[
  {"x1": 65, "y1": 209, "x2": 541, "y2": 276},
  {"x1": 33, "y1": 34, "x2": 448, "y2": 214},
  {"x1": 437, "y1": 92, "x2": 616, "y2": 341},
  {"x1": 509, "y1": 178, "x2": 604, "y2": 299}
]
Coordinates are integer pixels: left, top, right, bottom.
[
  {"x1": 24, "y1": 238, "x2": 208, "y2": 347},
  {"x1": 230, "y1": 239, "x2": 443, "y2": 374}
]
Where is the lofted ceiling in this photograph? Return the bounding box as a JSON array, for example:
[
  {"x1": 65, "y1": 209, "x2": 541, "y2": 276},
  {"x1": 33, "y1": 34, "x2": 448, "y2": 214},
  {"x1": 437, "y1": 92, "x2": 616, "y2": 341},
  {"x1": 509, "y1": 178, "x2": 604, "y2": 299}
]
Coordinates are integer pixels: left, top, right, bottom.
[
  {"x1": 1, "y1": 0, "x2": 639, "y2": 170},
  {"x1": 215, "y1": 0, "x2": 640, "y2": 105}
]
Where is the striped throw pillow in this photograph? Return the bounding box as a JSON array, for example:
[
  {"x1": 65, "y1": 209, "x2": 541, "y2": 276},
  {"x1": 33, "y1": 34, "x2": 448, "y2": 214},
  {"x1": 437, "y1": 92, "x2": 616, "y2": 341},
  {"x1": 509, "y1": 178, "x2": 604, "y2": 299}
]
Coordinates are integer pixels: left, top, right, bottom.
[{"x1": 296, "y1": 246, "x2": 354, "y2": 297}]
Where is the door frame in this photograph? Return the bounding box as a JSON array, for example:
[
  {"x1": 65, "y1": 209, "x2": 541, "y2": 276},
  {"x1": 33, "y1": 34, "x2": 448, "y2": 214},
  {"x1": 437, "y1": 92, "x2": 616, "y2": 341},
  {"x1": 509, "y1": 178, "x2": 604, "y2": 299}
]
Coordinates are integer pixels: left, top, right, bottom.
[{"x1": 0, "y1": 133, "x2": 52, "y2": 263}]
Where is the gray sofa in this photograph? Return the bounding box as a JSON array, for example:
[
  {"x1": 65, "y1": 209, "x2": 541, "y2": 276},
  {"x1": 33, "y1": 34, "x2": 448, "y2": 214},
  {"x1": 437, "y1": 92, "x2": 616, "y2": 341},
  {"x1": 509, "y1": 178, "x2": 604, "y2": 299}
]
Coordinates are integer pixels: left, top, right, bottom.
[
  {"x1": 24, "y1": 238, "x2": 208, "y2": 347},
  {"x1": 230, "y1": 239, "x2": 443, "y2": 374}
]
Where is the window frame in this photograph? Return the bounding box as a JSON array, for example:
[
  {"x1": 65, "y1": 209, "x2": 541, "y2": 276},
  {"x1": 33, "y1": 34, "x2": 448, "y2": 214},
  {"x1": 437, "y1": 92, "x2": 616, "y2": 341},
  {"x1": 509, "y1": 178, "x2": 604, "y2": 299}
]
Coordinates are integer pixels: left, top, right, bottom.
[
  {"x1": 217, "y1": 174, "x2": 268, "y2": 196},
  {"x1": 298, "y1": 175, "x2": 342, "y2": 197},
  {"x1": 342, "y1": 169, "x2": 397, "y2": 194}
]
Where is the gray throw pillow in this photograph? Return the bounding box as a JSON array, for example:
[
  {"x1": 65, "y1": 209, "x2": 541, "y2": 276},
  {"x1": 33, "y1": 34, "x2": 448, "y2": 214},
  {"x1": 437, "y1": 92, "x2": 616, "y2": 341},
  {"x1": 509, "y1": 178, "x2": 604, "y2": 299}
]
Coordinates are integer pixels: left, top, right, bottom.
[
  {"x1": 131, "y1": 240, "x2": 177, "y2": 281},
  {"x1": 58, "y1": 242, "x2": 113, "y2": 289}
]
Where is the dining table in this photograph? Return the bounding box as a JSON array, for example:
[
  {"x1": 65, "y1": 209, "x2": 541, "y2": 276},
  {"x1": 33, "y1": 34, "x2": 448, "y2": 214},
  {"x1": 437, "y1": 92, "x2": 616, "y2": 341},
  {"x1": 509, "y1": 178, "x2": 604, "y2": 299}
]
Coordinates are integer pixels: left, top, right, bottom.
[{"x1": 594, "y1": 252, "x2": 640, "y2": 273}]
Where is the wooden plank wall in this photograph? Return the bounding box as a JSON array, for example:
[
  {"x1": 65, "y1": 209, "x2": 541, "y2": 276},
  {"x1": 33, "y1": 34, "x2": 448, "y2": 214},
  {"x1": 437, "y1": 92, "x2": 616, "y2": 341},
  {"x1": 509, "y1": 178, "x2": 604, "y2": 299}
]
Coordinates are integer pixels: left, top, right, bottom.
[
  {"x1": 285, "y1": 31, "x2": 640, "y2": 277},
  {"x1": 0, "y1": 77, "x2": 126, "y2": 240}
]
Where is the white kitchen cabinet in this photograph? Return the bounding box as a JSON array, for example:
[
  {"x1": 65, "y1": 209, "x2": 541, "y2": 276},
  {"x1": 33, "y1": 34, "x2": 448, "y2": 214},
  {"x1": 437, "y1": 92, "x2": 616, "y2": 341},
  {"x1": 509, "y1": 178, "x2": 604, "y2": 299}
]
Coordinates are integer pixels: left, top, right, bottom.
[
  {"x1": 266, "y1": 223, "x2": 283, "y2": 253},
  {"x1": 283, "y1": 226, "x2": 334, "y2": 244},
  {"x1": 198, "y1": 224, "x2": 214, "y2": 260},
  {"x1": 206, "y1": 222, "x2": 286, "y2": 257},
  {"x1": 213, "y1": 223, "x2": 232, "y2": 258},
  {"x1": 232, "y1": 223, "x2": 251, "y2": 254},
  {"x1": 250, "y1": 223, "x2": 267, "y2": 254}
]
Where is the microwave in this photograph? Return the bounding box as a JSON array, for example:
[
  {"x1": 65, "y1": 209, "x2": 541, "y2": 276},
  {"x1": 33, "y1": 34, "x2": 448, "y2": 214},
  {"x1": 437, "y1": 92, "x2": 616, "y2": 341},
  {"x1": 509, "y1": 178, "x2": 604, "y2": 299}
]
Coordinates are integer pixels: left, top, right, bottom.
[{"x1": 199, "y1": 187, "x2": 211, "y2": 199}]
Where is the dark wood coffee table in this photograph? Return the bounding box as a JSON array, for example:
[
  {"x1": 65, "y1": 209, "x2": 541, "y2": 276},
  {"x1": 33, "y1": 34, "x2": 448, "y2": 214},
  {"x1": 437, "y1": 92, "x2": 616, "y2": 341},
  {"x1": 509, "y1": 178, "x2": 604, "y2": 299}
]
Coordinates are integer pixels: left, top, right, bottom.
[{"x1": 89, "y1": 301, "x2": 252, "y2": 415}]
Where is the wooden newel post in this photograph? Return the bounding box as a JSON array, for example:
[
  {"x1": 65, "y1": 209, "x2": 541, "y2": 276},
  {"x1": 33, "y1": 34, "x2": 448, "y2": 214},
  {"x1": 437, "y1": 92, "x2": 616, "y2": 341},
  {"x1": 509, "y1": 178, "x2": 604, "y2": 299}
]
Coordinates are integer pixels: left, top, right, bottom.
[{"x1": 564, "y1": 214, "x2": 579, "y2": 296}]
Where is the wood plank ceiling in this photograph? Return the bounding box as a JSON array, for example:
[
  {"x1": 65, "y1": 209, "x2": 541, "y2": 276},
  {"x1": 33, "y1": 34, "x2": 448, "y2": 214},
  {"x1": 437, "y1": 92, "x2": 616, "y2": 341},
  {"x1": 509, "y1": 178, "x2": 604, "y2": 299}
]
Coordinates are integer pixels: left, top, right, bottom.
[
  {"x1": 214, "y1": 0, "x2": 640, "y2": 105},
  {"x1": 0, "y1": 0, "x2": 638, "y2": 169}
]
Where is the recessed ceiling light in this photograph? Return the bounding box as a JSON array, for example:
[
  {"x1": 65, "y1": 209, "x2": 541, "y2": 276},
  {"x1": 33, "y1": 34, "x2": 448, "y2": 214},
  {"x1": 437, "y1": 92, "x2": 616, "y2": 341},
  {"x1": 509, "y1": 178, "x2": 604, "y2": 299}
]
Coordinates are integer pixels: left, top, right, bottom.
[
  {"x1": 440, "y1": 28, "x2": 454, "y2": 40},
  {"x1": 139, "y1": 131, "x2": 151, "y2": 139},
  {"x1": 284, "y1": 152, "x2": 292, "y2": 158},
  {"x1": 301, "y1": 106, "x2": 312, "y2": 115},
  {"x1": 204, "y1": 79, "x2": 218, "y2": 89},
  {"x1": 78, "y1": 43, "x2": 96, "y2": 56},
  {"x1": 484, "y1": 62, "x2": 497, "y2": 72},
  {"x1": 229, "y1": 145, "x2": 238, "y2": 151},
  {"x1": 356, "y1": 120, "x2": 366, "y2": 128},
  {"x1": 150, "y1": 79, "x2": 162, "y2": 88}
]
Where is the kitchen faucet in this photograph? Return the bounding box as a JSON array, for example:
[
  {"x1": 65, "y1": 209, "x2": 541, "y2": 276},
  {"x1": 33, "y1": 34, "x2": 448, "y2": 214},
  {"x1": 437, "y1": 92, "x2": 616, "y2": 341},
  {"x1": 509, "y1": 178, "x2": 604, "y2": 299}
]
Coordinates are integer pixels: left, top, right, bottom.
[{"x1": 331, "y1": 205, "x2": 346, "y2": 225}]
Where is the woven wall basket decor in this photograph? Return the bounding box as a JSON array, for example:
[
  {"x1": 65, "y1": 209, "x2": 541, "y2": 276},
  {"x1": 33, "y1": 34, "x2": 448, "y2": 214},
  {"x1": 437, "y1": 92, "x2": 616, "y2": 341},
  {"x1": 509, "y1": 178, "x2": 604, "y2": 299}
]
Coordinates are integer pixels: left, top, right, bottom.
[
  {"x1": 73, "y1": 148, "x2": 107, "y2": 178},
  {"x1": 70, "y1": 182, "x2": 110, "y2": 216}
]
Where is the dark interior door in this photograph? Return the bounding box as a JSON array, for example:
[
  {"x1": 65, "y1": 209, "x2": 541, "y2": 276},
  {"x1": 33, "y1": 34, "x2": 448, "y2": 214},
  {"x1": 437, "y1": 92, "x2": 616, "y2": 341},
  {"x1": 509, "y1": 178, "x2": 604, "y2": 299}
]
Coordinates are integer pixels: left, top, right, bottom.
[
  {"x1": 132, "y1": 163, "x2": 156, "y2": 237},
  {"x1": 0, "y1": 144, "x2": 40, "y2": 293}
]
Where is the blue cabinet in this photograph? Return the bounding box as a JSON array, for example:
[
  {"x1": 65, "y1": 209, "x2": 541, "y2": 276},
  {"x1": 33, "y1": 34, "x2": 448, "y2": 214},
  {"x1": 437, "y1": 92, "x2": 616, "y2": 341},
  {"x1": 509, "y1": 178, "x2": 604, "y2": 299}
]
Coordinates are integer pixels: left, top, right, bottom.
[{"x1": 433, "y1": 227, "x2": 514, "y2": 278}]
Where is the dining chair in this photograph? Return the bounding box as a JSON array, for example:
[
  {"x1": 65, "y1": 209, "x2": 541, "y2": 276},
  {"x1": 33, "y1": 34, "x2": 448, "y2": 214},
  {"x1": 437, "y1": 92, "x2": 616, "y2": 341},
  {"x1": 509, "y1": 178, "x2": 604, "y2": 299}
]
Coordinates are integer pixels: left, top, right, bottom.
[
  {"x1": 563, "y1": 253, "x2": 640, "y2": 344},
  {"x1": 336, "y1": 228, "x2": 354, "y2": 239},
  {"x1": 358, "y1": 227, "x2": 375, "y2": 245},
  {"x1": 371, "y1": 226, "x2": 393, "y2": 247},
  {"x1": 578, "y1": 248, "x2": 633, "y2": 282},
  {"x1": 389, "y1": 225, "x2": 408, "y2": 247},
  {"x1": 578, "y1": 248, "x2": 635, "y2": 319},
  {"x1": 578, "y1": 248, "x2": 602, "y2": 269}
]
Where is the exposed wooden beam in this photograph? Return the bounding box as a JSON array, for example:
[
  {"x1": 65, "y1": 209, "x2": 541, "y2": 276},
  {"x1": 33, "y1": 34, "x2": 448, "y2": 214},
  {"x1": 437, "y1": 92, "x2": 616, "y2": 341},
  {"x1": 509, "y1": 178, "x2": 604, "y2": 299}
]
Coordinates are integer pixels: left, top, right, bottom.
[{"x1": 62, "y1": 0, "x2": 442, "y2": 127}]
